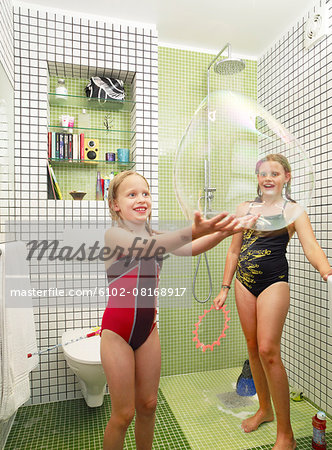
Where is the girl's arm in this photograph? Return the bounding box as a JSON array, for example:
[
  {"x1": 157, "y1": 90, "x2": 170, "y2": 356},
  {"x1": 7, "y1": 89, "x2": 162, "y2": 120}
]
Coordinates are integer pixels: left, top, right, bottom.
[
  {"x1": 213, "y1": 202, "x2": 250, "y2": 309},
  {"x1": 213, "y1": 231, "x2": 243, "y2": 309},
  {"x1": 294, "y1": 211, "x2": 332, "y2": 280},
  {"x1": 105, "y1": 211, "x2": 237, "y2": 261},
  {"x1": 172, "y1": 231, "x2": 231, "y2": 257},
  {"x1": 173, "y1": 214, "x2": 257, "y2": 256}
]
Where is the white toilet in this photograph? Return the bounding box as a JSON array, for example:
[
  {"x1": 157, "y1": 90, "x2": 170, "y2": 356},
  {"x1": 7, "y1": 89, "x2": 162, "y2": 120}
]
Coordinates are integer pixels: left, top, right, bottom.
[{"x1": 62, "y1": 328, "x2": 107, "y2": 407}]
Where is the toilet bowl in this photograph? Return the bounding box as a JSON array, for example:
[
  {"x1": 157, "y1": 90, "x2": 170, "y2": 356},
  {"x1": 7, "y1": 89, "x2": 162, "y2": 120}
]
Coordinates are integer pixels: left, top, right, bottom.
[{"x1": 62, "y1": 328, "x2": 107, "y2": 407}]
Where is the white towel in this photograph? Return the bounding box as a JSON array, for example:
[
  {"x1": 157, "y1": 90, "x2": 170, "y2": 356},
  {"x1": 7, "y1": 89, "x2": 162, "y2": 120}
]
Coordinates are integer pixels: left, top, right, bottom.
[
  {"x1": 0, "y1": 241, "x2": 38, "y2": 421},
  {"x1": 328, "y1": 276, "x2": 332, "y2": 327}
]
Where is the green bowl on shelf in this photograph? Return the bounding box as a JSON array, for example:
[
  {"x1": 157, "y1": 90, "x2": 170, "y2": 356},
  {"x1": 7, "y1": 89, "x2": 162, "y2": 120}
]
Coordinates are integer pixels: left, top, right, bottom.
[{"x1": 69, "y1": 191, "x2": 87, "y2": 200}]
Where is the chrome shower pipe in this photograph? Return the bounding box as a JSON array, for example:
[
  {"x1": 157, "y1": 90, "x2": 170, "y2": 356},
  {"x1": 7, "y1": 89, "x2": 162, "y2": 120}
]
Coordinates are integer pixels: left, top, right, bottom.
[
  {"x1": 193, "y1": 43, "x2": 242, "y2": 304},
  {"x1": 193, "y1": 159, "x2": 214, "y2": 303},
  {"x1": 207, "y1": 43, "x2": 231, "y2": 157},
  {"x1": 192, "y1": 48, "x2": 230, "y2": 305},
  {"x1": 205, "y1": 43, "x2": 230, "y2": 212}
]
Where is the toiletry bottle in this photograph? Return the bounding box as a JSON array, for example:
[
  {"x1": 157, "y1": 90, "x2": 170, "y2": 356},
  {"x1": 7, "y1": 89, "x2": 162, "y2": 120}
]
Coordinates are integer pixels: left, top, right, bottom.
[
  {"x1": 312, "y1": 411, "x2": 326, "y2": 449},
  {"x1": 78, "y1": 109, "x2": 91, "y2": 129},
  {"x1": 55, "y1": 79, "x2": 68, "y2": 99},
  {"x1": 103, "y1": 172, "x2": 114, "y2": 201},
  {"x1": 60, "y1": 114, "x2": 70, "y2": 130},
  {"x1": 103, "y1": 177, "x2": 110, "y2": 201},
  {"x1": 96, "y1": 171, "x2": 103, "y2": 201}
]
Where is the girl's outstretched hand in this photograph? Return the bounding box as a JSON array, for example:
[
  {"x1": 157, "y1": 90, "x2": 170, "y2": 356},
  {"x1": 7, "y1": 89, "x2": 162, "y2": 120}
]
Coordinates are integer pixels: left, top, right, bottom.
[
  {"x1": 216, "y1": 213, "x2": 260, "y2": 239},
  {"x1": 192, "y1": 211, "x2": 259, "y2": 241},
  {"x1": 192, "y1": 211, "x2": 237, "y2": 239},
  {"x1": 237, "y1": 214, "x2": 260, "y2": 230},
  {"x1": 213, "y1": 288, "x2": 229, "y2": 310}
]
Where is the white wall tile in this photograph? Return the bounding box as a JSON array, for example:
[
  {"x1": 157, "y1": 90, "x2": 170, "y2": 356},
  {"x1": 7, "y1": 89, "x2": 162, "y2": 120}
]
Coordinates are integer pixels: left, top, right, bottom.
[
  {"x1": 258, "y1": 0, "x2": 332, "y2": 416},
  {"x1": 12, "y1": 3, "x2": 158, "y2": 405}
]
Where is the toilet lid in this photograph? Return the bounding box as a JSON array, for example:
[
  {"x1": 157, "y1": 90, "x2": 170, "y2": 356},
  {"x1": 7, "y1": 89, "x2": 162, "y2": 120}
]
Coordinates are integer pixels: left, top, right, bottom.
[{"x1": 61, "y1": 328, "x2": 101, "y2": 364}]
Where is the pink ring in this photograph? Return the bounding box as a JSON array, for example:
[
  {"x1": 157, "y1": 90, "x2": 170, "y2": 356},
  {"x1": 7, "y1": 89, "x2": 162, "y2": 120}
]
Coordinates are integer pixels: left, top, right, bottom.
[{"x1": 192, "y1": 304, "x2": 230, "y2": 352}]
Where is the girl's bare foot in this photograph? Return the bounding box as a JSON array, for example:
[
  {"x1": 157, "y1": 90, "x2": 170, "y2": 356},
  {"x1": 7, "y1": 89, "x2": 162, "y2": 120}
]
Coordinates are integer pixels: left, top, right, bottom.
[
  {"x1": 241, "y1": 408, "x2": 274, "y2": 432},
  {"x1": 272, "y1": 438, "x2": 297, "y2": 449}
]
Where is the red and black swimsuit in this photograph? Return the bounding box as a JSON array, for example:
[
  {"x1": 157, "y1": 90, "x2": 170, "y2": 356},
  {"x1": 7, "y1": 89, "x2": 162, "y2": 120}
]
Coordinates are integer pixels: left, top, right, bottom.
[{"x1": 101, "y1": 256, "x2": 162, "y2": 350}]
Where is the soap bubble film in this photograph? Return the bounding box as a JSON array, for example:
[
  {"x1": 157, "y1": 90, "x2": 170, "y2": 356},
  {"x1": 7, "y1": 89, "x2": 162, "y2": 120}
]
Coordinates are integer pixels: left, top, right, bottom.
[{"x1": 174, "y1": 90, "x2": 314, "y2": 231}]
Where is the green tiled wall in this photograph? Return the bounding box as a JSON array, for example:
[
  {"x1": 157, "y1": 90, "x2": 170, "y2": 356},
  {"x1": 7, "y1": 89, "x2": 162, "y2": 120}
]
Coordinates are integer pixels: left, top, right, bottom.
[{"x1": 158, "y1": 46, "x2": 257, "y2": 376}]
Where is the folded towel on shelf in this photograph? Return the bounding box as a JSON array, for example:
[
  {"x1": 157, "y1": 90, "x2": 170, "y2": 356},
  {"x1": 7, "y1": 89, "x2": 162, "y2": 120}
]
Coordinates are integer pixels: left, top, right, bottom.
[{"x1": 0, "y1": 241, "x2": 38, "y2": 421}]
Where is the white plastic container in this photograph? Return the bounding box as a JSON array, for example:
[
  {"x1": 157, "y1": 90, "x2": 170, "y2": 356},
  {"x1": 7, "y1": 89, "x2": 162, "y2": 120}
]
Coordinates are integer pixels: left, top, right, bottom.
[
  {"x1": 78, "y1": 109, "x2": 91, "y2": 129},
  {"x1": 55, "y1": 79, "x2": 68, "y2": 99}
]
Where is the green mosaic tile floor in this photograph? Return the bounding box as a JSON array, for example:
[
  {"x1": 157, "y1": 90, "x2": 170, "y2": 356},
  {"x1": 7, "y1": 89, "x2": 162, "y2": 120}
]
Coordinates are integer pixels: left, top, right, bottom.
[
  {"x1": 160, "y1": 368, "x2": 332, "y2": 450},
  {"x1": 5, "y1": 390, "x2": 190, "y2": 450},
  {"x1": 5, "y1": 369, "x2": 331, "y2": 449}
]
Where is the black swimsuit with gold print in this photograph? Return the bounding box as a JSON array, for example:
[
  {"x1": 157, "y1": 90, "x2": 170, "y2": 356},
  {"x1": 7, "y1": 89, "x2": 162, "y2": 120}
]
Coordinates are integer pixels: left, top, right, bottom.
[{"x1": 236, "y1": 203, "x2": 290, "y2": 297}]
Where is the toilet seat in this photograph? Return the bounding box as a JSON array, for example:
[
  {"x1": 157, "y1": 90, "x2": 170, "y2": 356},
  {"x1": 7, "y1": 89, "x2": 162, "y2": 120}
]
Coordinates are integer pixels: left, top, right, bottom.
[{"x1": 62, "y1": 328, "x2": 102, "y2": 364}]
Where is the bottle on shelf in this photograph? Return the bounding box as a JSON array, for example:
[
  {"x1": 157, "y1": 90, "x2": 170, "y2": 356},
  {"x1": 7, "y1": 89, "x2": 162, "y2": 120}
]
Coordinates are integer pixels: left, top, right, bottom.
[
  {"x1": 78, "y1": 109, "x2": 91, "y2": 129},
  {"x1": 96, "y1": 171, "x2": 103, "y2": 201},
  {"x1": 103, "y1": 176, "x2": 110, "y2": 202},
  {"x1": 104, "y1": 171, "x2": 115, "y2": 201},
  {"x1": 312, "y1": 411, "x2": 327, "y2": 449},
  {"x1": 55, "y1": 79, "x2": 68, "y2": 99}
]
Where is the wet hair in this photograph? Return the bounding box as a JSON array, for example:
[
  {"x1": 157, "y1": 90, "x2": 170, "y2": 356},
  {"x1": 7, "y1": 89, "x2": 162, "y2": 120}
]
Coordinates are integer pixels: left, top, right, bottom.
[
  {"x1": 108, "y1": 170, "x2": 153, "y2": 234},
  {"x1": 255, "y1": 153, "x2": 294, "y2": 201}
]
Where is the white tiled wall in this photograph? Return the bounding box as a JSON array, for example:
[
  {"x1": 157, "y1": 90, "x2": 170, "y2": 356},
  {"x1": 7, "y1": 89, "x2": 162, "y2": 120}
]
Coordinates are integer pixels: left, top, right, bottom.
[
  {"x1": 0, "y1": 3, "x2": 15, "y2": 445},
  {"x1": 0, "y1": 0, "x2": 14, "y2": 86},
  {"x1": 258, "y1": 0, "x2": 332, "y2": 415},
  {"x1": 0, "y1": 0, "x2": 14, "y2": 237},
  {"x1": 13, "y1": 4, "x2": 158, "y2": 404}
]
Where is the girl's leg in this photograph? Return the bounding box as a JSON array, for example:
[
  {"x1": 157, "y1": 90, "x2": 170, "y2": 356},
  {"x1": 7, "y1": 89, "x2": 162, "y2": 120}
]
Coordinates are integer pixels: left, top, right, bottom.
[
  {"x1": 257, "y1": 282, "x2": 296, "y2": 449},
  {"x1": 134, "y1": 326, "x2": 161, "y2": 450},
  {"x1": 100, "y1": 330, "x2": 136, "y2": 450},
  {"x1": 235, "y1": 280, "x2": 274, "y2": 432}
]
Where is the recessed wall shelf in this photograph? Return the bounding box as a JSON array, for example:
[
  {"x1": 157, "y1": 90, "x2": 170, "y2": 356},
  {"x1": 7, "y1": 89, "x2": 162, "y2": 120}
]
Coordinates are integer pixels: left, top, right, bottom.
[
  {"x1": 48, "y1": 126, "x2": 135, "y2": 140},
  {"x1": 48, "y1": 92, "x2": 135, "y2": 112},
  {"x1": 47, "y1": 76, "x2": 136, "y2": 201},
  {"x1": 48, "y1": 158, "x2": 135, "y2": 171}
]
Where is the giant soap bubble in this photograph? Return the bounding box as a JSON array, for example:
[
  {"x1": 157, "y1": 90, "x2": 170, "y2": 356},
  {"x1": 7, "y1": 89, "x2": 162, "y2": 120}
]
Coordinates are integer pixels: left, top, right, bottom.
[{"x1": 174, "y1": 91, "x2": 314, "y2": 231}]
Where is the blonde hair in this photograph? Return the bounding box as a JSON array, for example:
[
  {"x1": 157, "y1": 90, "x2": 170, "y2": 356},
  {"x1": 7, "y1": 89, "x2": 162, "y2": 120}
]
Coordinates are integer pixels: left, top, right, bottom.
[
  {"x1": 108, "y1": 170, "x2": 153, "y2": 233},
  {"x1": 255, "y1": 153, "x2": 294, "y2": 201}
]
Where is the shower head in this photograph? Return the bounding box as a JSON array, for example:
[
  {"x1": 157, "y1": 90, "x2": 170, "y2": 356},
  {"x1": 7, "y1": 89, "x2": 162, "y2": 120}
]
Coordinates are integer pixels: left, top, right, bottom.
[
  {"x1": 214, "y1": 57, "x2": 245, "y2": 75},
  {"x1": 205, "y1": 42, "x2": 245, "y2": 201},
  {"x1": 208, "y1": 43, "x2": 245, "y2": 76}
]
